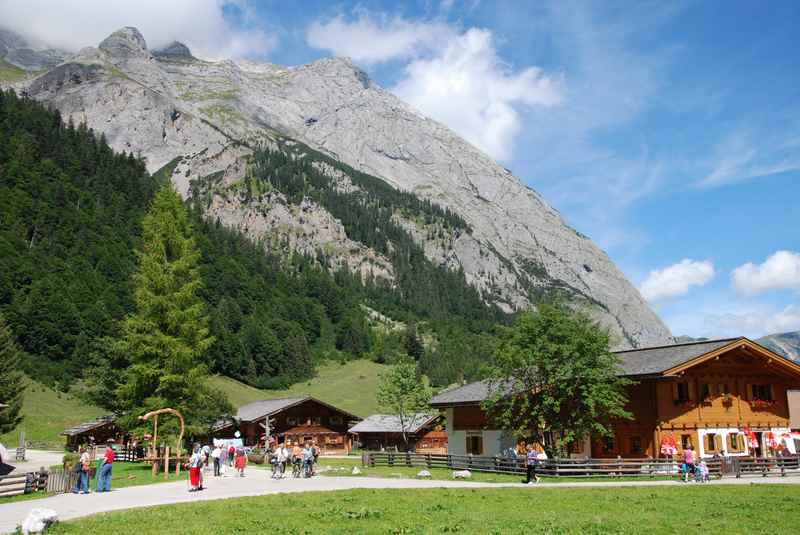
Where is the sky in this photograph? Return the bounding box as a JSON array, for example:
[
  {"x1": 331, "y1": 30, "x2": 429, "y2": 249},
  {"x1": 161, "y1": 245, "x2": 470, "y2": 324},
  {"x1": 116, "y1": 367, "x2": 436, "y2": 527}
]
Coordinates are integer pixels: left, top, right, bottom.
[{"x1": 2, "y1": 0, "x2": 799, "y2": 339}]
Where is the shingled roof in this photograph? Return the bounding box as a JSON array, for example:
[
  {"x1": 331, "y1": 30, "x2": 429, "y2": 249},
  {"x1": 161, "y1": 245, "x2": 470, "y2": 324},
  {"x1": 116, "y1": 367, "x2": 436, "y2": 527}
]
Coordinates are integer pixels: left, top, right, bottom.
[
  {"x1": 615, "y1": 337, "x2": 740, "y2": 376},
  {"x1": 235, "y1": 396, "x2": 361, "y2": 423},
  {"x1": 61, "y1": 416, "x2": 117, "y2": 437},
  {"x1": 430, "y1": 337, "x2": 769, "y2": 406},
  {"x1": 349, "y1": 413, "x2": 439, "y2": 434}
]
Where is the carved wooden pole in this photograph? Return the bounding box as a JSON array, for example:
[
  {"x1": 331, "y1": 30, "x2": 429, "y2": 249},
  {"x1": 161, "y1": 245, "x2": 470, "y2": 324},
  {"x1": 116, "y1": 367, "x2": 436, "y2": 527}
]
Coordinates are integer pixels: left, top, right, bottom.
[{"x1": 140, "y1": 408, "x2": 185, "y2": 477}]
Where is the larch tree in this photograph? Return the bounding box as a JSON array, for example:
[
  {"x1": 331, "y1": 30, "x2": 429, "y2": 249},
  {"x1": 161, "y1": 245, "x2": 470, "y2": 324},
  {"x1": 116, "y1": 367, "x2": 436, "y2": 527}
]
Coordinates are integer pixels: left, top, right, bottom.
[
  {"x1": 482, "y1": 303, "x2": 632, "y2": 457},
  {"x1": 113, "y1": 183, "x2": 230, "y2": 436},
  {"x1": 376, "y1": 361, "x2": 432, "y2": 450},
  {"x1": 0, "y1": 313, "x2": 25, "y2": 434}
]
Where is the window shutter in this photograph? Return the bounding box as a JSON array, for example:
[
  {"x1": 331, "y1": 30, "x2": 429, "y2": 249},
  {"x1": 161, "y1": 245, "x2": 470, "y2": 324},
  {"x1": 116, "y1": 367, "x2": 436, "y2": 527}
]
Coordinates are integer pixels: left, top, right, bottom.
[
  {"x1": 688, "y1": 382, "x2": 695, "y2": 401},
  {"x1": 672, "y1": 383, "x2": 679, "y2": 401},
  {"x1": 703, "y1": 434, "x2": 710, "y2": 452},
  {"x1": 726, "y1": 434, "x2": 733, "y2": 452},
  {"x1": 746, "y1": 384, "x2": 753, "y2": 401},
  {"x1": 769, "y1": 385, "x2": 775, "y2": 401}
]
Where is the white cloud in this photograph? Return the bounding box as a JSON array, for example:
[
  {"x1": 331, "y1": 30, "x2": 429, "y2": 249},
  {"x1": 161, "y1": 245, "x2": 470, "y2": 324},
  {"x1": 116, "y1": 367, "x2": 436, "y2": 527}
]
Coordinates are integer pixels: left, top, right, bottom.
[
  {"x1": 306, "y1": 13, "x2": 564, "y2": 161},
  {"x1": 704, "y1": 305, "x2": 800, "y2": 338},
  {"x1": 697, "y1": 130, "x2": 800, "y2": 188},
  {"x1": 732, "y1": 250, "x2": 800, "y2": 296},
  {"x1": 305, "y1": 13, "x2": 453, "y2": 65},
  {"x1": 639, "y1": 259, "x2": 715, "y2": 302},
  {"x1": 0, "y1": 0, "x2": 276, "y2": 60}
]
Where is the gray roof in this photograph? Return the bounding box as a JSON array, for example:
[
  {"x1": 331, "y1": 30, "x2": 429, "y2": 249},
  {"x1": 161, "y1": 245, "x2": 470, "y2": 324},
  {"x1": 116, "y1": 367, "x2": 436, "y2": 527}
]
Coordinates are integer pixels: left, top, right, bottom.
[
  {"x1": 430, "y1": 338, "x2": 749, "y2": 406},
  {"x1": 236, "y1": 397, "x2": 308, "y2": 422},
  {"x1": 61, "y1": 416, "x2": 116, "y2": 437},
  {"x1": 615, "y1": 338, "x2": 739, "y2": 376},
  {"x1": 348, "y1": 413, "x2": 438, "y2": 434}
]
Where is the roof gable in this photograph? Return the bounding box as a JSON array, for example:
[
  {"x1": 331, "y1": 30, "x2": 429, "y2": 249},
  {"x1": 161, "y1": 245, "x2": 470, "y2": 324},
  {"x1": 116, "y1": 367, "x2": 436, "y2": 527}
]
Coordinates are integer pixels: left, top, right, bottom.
[
  {"x1": 236, "y1": 396, "x2": 362, "y2": 422},
  {"x1": 348, "y1": 413, "x2": 438, "y2": 434},
  {"x1": 615, "y1": 338, "x2": 740, "y2": 376}
]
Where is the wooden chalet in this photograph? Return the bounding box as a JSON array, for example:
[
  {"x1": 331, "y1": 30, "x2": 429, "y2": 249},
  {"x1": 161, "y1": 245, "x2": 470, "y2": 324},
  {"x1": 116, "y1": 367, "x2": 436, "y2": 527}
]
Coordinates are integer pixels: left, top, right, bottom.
[
  {"x1": 61, "y1": 416, "x2": 120, "y2": 451},
  {"x1": 430, "y1": 337, "x2": 800, "y2": 459},
  {"x1": 349, "y1": 413, "x2": 447, "y2": 453},
  {"x1": 215, "y1": 397, "x2": 360, "y2": 454}
]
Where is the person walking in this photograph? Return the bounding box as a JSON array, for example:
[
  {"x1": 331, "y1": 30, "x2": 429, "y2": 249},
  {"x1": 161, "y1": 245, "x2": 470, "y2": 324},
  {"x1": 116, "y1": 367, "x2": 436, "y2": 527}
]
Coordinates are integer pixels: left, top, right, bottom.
[
  {"x1": 302, "y1": 442, "x2": 314, "y2": 478},
  {"x1": 683, "y1": 445, "x2": 695, "y2": 483},
  {"x1": 275, "y1": 442, "x2": 289, "y2": 479},
  {"x1": 96, "y1": 440, "x2": 115, "y2": 492},
  {"x1": 71, "y1": 446, "x2": 91, "y2": 494},
  {"x1": 188, "y1": 444, "x2": 202, "y2": 492},
  {"x1": 523, "y1": 444, "x2": 538, "y2": 484},
  {"x1": 234, "y1": 446, "x2": 247, "y2": 477},
  {"x1": 211, "y1": 444, "x2": 222, "y2": 477}
]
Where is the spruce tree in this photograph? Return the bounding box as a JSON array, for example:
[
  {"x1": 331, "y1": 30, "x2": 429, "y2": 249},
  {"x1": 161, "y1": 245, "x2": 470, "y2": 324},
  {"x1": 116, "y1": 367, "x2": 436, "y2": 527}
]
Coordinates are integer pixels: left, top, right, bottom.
[
  {"x1": 0, "y1": 314, "x2": 25, "y2": 434},
  {"x1": 114, "y1": 183, "x2": 229, "y2": 434}
]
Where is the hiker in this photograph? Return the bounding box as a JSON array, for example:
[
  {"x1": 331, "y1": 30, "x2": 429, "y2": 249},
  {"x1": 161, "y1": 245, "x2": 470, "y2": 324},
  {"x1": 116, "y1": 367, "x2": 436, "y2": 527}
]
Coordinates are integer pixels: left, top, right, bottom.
[
  {"x1": 72, "y1": 446, "x2": 91, "y2": 494},
  {"x1": 523, "y1": 444, "x2": 538, "y2": 484},
  {"x1": 234, "y1": 446, "x2": 247, "y2": 477},
  {"x1": 227, "y1": 443, "x2": 236, "y2": 467},
  {"x1": 302, "y1": 442, "x2": 314, "y2": 477},
  {"x1": 188, "y1": 444, "x2": 202, "y2": 492},
  {"x1": 96, "y1": 440, "x2": 115, "y2": 492},
  {"x1": 291, "y1": 440, "x2": 303, "y2": 477},
  {"x1": 211, "y1": 444, "x2": 222, "y2": 476},
  {"x1": 683, "y1": 445, "x2": 696, "y2": 482},
  {"x1": 275, "y1": 442, "x2": 289, "y2": 478}
]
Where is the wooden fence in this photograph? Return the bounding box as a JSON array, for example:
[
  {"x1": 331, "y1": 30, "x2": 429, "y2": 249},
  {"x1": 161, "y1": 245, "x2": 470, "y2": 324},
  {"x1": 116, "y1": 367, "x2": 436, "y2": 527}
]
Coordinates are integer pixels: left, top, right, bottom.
[{"x1": 363, "y1": 452, "x2": 800, "y2": 479}]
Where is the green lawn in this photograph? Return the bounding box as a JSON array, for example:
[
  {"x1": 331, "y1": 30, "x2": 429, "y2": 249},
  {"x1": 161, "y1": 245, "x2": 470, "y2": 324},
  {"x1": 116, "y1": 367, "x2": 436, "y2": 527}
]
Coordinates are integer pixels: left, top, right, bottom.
[
  {"x1": 49, "y1": 485, "x2": 800, "y2": 534},
  {"x1": 209, "y1": 359, "x2": 387, "y2": 417},
  {"x1": 316, "y1": 458, "x2": 679, "y2": 484},
  {"x1": 0, "y1": 378, "x2": 104, "y2": 449}
]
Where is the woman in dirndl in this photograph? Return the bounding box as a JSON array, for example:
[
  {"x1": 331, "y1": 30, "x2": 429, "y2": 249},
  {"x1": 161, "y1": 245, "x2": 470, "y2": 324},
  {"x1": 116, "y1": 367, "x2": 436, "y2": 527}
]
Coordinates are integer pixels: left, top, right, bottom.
[{"x1": 188, "y1": 444, "x2": 202, "y2": 491}]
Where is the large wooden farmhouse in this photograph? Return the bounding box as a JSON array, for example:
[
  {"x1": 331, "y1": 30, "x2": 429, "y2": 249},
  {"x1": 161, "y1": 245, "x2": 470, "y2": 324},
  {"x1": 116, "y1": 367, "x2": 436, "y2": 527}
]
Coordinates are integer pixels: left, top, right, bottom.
[
  {"x1": 431, "y1": 337, "x2": 800, "y2": 459},
  {"x1": 216, "y1": 397, "x2": 361, "y2": 454}
]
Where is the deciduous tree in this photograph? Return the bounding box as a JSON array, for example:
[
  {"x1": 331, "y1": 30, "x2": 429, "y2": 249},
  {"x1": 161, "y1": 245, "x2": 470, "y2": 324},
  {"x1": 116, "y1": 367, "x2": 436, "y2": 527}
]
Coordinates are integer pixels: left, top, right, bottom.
[{"x1": 376, "y1": 361, "x2": 432, "y2": 449}]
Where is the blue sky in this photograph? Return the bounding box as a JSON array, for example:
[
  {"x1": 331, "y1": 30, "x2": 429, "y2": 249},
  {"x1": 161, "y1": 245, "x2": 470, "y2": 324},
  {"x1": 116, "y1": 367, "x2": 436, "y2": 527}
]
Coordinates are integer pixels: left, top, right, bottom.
[{"x1": 5, "y1": 0, "x2": 799, "y2": 339}]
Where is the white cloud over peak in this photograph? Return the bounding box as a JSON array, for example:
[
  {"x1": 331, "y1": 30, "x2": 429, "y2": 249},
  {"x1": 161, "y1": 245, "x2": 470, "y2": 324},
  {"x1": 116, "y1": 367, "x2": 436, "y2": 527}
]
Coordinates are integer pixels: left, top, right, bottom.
[
  {"x1": 704, "y1": 305, "x2": 800, "y2": 338},
  {"x1": 306, "y1": 13, "x2": 564, "y2": 162},
  {"x1": 306, "y1": 14, "x2": 453, "y2": 65},
  {"x1": 0, "y1": 0, "x2": 276, "y2": 60},
  {"x1": 731, "y1": 250, "x2": 800, "y2": 297},
  {"x1": 639, "y1": 259, "x2": 715, "y2": 302}
]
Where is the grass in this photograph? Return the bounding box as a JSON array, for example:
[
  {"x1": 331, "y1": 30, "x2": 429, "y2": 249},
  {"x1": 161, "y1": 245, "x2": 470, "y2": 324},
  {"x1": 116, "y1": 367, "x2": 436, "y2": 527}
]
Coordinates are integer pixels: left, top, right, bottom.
[
  {"x1": 0, "y1": 58, "x2": 27, "y2": 82},
  {"x1": 209, "y1": 359, "x2": 387, "y2": 417},
  {"x1": 0, "y1": 378, "x2": 104, "y2": 449},
  {"x1": 316, "y1": 458, "x2": 679, "y2": 484},
  {"x1": 48, "y1": 485, "x2": 800, "y2": 534}
]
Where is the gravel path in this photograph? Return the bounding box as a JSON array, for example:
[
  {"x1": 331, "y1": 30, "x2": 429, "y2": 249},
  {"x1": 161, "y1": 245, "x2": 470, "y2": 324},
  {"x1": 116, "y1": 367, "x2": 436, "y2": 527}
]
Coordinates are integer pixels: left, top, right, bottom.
[{"x1": 2, "y1": 470, "x2": 800, "y2": 533}]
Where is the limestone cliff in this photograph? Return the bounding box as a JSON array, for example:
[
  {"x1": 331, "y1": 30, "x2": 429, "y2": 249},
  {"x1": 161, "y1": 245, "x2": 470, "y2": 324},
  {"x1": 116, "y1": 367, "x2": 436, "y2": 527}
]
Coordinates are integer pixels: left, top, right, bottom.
[{"x1": 3, "y1": 27, "x2": 673, "y2": 348}]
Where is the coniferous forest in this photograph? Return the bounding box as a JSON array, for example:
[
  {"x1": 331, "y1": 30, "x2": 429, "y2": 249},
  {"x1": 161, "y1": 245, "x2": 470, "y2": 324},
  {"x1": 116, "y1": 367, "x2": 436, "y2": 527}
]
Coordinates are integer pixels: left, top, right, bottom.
[{"x1": 0, "y1": 90, "x2": 507, "y2": 407}]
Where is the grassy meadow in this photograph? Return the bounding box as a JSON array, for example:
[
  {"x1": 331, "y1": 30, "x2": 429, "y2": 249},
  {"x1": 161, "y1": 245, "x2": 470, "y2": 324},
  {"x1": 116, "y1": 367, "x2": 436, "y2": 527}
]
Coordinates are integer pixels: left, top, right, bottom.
[
  {"x1": 48, "y1": 485, "x2": 800, "y2": 534},
  {"x1": 0, "y1": 378, "x2": 104, "y2": 449},
  {"x1": 209, "y1": 358, "x2": 387, "y2": 416}
]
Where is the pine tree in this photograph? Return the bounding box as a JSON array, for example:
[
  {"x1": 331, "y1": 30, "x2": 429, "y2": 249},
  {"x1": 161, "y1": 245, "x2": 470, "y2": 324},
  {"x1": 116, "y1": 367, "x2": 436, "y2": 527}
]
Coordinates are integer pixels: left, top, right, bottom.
[
  {"x1": 113, "y1": 183, "x2": 230, "y2": 434},
  {"x1": 0, "y1": 314, "x2": 25, "y2": 434},
  {"x1": 404, "y1": 321, "x2": 424, "y2": 361}
]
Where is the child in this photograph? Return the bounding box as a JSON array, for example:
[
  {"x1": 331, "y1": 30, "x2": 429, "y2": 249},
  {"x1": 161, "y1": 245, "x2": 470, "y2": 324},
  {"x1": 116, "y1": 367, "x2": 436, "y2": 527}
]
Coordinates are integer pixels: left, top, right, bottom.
[
  {"x1": 697, "y1": 460, "x2": 710, "y2": 483},
  {"x1": 234, "y1": 446, "x2": 247, "y2": 477}
]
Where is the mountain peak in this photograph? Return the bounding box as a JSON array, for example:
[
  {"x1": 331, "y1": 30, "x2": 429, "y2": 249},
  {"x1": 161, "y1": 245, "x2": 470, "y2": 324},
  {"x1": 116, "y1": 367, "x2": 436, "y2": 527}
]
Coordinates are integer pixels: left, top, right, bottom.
[
  {"x1": 309, "y1": 56, "x2": 371, "y2": 89},
  {"x1": 153, "y1": 41, "x2": 193, "y2": 59},
  {"x1": 99, "y1": 27, "x2": 148, "y2": 57}
]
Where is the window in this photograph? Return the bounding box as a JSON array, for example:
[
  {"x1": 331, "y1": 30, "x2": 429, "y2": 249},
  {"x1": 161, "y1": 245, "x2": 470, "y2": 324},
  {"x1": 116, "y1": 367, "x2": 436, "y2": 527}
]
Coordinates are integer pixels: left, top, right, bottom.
[
  {"x1": 676, "y1": 383, "x2": 690, "y2": 402},
  {"x1": 329, "y1": 415, "x2": 343, "y2": 426},
  {"x1": 466, "y1": 434, "x2": 483, "y2": 455},
  {"x1": 602, "y1": 435, "x2": 616, "y2": 454},
  {"x1": 700, "y1": 383, "x2": 712, "y2": 401},
  {"x1": 727, "y1": 433, "x2": 743, "y2": 453},
  {"x1": 286, "y1": 417, "x2": 298, "y2": 427},
  {"x1": 630, "y1": 436, "x2": 642, "y2": 455},
  {"x1": 681, "y1": 434, "x2": 692, "y2": 450},
  {"x1": 311, "y1": 416, "x2": 321, "y2": 426},
  {"x1": 752, "y1": 384, "x2": 773, "y2": 401},
  {"x1": 706, "y1": 434, "x2": 717, "y2": 452},
  {"x1": 719, "y1": 384, "x2": 730, "y2": 396}
]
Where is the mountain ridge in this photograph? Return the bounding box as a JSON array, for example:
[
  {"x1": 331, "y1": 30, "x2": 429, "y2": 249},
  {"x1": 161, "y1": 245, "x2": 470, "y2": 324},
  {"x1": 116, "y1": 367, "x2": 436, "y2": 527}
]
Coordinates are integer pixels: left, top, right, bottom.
[{"x1": 1, "y1": 26, "x2": 673, "y2": 349}]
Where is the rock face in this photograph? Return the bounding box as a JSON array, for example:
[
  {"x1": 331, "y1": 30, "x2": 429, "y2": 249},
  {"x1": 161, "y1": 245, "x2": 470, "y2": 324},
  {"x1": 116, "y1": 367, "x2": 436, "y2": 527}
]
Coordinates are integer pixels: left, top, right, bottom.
[
  {"x1": 0, "y1": 28, "x2": 70, "y2": 70},
  {"x1": 4, "y1": 26, "x2": 673, "y2": 348},
  {"x1": 758, "y1": 331, "x2": 800, "y2": 360}
]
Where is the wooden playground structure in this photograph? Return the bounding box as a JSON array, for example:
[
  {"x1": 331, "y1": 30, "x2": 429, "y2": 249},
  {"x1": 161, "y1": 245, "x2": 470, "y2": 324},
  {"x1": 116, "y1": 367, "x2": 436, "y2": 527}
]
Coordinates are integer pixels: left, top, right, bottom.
[{"x1": 139, "y1": 408, "x2": 185, "y2": 477}]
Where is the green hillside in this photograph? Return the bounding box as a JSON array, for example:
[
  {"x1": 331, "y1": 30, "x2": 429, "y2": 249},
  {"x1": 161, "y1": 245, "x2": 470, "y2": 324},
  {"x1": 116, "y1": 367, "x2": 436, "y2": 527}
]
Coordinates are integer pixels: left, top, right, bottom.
[
  {"x1": 209, "y1": 359, "x2": 386, "y2": 417},
  {"x1": 0, "y1": 378, "x2": 104, "y2": 449}
]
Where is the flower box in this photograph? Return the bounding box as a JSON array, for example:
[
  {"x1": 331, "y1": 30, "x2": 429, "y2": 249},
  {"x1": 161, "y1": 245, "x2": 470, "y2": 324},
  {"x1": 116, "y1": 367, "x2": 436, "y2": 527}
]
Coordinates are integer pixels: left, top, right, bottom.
[{"x1": 749, "y1": 399, "x2": 775, "y2": 410}]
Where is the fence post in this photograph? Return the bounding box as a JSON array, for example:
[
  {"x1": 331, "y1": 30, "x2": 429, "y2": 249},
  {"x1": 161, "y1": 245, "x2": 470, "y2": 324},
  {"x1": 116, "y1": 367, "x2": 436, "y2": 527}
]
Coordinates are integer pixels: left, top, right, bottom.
[
  {"x1": 735, "y1": 458, "x2": 741, "y2": 478},
  {"x1": 427, "y1": 454, "x2": 431, "y2": 469}
]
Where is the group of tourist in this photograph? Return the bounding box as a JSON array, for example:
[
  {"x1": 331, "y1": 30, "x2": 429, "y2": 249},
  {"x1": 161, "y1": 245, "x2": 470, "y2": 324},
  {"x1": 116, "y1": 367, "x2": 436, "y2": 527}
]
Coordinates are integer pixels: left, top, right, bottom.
[
  {"x1": 269, "y1": 440, "x2": 319, "y2": 479},
  {"x1": 71, "y1": 440, "x2": 115, "y2": 494},
  {"x1": 523, "y1": 443, "x2": 549, "y2": 484},
  {"x1": 189, "y1": 441, "x2": 249, "y2": 491},
  {"x1": 681, "y1": 445, "x2": 710, "y2": 483}
]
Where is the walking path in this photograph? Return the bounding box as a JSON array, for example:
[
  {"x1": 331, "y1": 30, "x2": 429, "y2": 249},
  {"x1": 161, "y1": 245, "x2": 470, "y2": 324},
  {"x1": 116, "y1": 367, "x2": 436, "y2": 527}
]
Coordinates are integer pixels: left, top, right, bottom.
[{"x1": 2, "y1": 471, "x2": 800, "y2": 533}]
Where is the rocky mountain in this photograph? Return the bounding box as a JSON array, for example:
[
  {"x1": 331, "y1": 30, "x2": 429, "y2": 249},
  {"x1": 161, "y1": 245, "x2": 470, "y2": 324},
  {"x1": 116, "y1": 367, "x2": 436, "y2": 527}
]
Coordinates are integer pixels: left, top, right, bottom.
[
  {"x1": 758, "y1": 331, "x2": 800, "y2": 360},
  {"x1": 1, "y1": 26, "x2": 672, "y2": 348},
  {"x1": 0, "y1": 28, "x2": 70, "y2": 71}
]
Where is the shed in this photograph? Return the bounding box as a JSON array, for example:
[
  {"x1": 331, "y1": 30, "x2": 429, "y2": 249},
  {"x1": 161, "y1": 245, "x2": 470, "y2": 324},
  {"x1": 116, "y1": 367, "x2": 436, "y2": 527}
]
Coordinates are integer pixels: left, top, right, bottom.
[
  {"x1": 61, "y1": 416, "x2": 119, "y2": 451},
  {"x1": 349, "y1": 413, "x2": 446, "y2": 453}
]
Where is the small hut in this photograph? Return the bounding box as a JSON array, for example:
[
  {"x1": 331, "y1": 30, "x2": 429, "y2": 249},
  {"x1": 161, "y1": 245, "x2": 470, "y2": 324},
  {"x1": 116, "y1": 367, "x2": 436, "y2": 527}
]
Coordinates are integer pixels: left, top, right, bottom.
[
  {"x1": 61, "y1": 416, "x2": 119, "y2": 451},
  {"x1": 349, "y1": 413, "x2": 447, "y2": 453}
]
